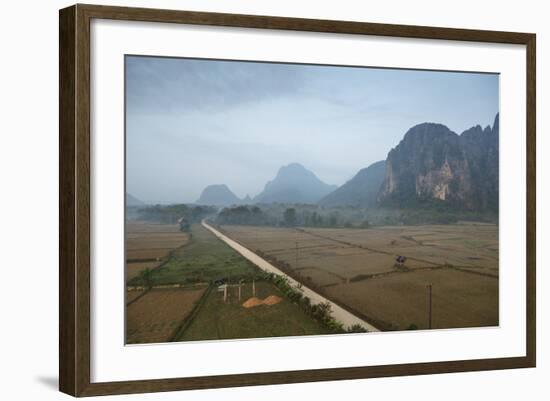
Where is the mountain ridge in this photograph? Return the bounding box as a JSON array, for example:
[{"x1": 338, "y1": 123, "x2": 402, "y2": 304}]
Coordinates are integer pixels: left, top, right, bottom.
[
  {"x1": 253, "y1": 163, "x2": 337, "y2": 204},
  {"x1": 378, "y1": 114, "x2": 499, "y2": 211},
  {"x1": 195, "y1": 184, "x2": 241, "y2": 206},
  {"x1": 193, "y1": 114, "x2": 499, "y2": 212},
  {"x1": 126, "y1": 193, "x2": 145, "y2": 207},
  {"x1": 318, "y1": 160, "x2": 386, "y2": 208}
]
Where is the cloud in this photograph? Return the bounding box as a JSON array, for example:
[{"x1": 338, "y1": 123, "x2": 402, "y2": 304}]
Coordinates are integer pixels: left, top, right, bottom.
[{"x1": 126, "y1": 56, "x2": 306, "y2": 114}]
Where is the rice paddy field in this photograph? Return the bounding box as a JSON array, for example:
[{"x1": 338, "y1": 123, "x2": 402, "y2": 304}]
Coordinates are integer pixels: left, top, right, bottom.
[
  {"x1": 219, "y1": 224, "x2": 499, "y2": 331},
  {"x1": 125, "y1": 221, "x2": 189, "y2": 281},
  {"x1": 125, "y1": 223, "x2": 331, "y2": 343},
  {"x1": 126, "y1": 287, "x2": 207, "y2": 344},
  {"x1": 126, "y1": 289, "x2": 146, "y2": 304}
]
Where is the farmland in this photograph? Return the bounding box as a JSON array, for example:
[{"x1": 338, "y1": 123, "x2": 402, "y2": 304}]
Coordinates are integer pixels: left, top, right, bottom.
[
  {"x1": 218, "y1": 223, "x2": 499, "y2": 330},
  {"x1": 125, "y1": 222, "x2": 332, "y2": 343},
  {"x1": 133, "y1": 222, "x2": 259, "y2": 287},
  {"x1": 126, "y1": 221, "x2": 189, "y2": 281},
  {"x1": 126, "y1": 287, "x2": 207, "y2": 344},
  {"x1": 177, "y1": 280, "x2": 331, "y2": 341}
]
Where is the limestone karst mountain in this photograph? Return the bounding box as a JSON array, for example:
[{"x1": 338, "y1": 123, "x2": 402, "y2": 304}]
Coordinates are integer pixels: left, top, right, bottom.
[{"x1": 253, "y1": 163, "x2": 337, "y2": 204}]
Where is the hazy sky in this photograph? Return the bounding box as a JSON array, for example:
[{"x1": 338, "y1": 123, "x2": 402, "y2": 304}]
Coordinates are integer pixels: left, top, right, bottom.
[{"x1": 126, "y1": 56, "x2": 499, "y2": 204}]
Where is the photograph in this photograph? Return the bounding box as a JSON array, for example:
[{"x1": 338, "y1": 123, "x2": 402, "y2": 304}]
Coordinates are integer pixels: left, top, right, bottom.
[{"x1": 124, "y1": 55, "x2": 500, "y2": 344}]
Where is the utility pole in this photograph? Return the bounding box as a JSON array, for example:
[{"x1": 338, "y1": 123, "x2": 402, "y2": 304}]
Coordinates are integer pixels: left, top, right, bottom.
[
  {"x1": 252, "y1": 280, "x2": 256, "y2": 297},
  {"x1": 238, "y1": 281, "x2": 242, "y2": 301},
  {"x1": 427, "y1": 284, "x2": 433, "y2": 329},
  {"x1": 295, "y1": 240, "x2": 298, "y2": 269}
]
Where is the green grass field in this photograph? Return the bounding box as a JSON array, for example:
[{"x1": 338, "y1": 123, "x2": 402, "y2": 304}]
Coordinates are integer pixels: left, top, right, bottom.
[
  {"x1": 177, "y1": 281, "x2": 331, "y2": 341},
  {"x1": 130, "y1": 224, "x2": 260, "y2": 287}
]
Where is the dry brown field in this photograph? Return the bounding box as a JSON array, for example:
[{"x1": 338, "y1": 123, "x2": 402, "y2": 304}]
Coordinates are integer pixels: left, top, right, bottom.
[
  {"x1": 126, "y1": 287, "x2": 206, "y2": 344},
  {"x1": 324, "y1": 269, "x2": 498, "y2": 330},
  {"x1": 126, "y1": 261, "x2": 163, "y2": 280},
  {"x1": 125, "y1": 221, "x2": 189, "y2": 282},
  {"x1": 220, "y1": 224, "x2": 499, "y2": 331},
  {"x1": 126, "y1": 289, "x2": 145, "y2": 304}
]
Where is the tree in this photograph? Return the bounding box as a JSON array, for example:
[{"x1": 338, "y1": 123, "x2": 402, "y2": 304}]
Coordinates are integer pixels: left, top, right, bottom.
[
  {"x1": 283, "y1": 208, "x2": 297, "y2": 226},
  {"x1": 139, "y1": 268, "x2": 154, "y2": 290},
  {"x1": 311, "y1": 211, "x2": 319, "y2": 226},
  {"x1": 304, "y1": 213, "x2": 312, "y2": 226},
  {"x1": 316, "y1": 214, "x2": 324, "y2": 226}
]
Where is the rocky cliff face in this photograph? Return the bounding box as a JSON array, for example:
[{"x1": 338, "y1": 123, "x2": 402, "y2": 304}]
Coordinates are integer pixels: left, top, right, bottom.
[{"x1": 378, "y1": 114, "x2": 499, "y2": 211}]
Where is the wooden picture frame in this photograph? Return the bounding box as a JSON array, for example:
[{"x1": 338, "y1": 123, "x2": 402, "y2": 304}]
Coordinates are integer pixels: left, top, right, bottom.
[{"x1": 59, "y1": 3, "x2": 536, "y2": 397}]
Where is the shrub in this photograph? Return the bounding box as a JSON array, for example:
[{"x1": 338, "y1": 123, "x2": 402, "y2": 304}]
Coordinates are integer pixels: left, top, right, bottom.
[{"x1": 347, "y1": 324, "x2": 368, "y2": 333}]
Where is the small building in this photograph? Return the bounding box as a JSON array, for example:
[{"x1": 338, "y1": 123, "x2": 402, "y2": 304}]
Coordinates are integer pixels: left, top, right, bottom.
[{"x1": 395, "y1": 255, "x2": 407, "y2": 266}]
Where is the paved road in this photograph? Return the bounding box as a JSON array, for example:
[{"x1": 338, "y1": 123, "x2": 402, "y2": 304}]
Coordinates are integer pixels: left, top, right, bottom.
[{"x1": 202, "y1": 220, "x2": 379, "y2": 332}]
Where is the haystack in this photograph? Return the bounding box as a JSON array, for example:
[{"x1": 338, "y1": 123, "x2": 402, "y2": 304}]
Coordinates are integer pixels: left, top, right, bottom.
[
  {"x1": 242, "y1": 297, "x2": 263, "y2": 308},
  {"x1": 262, "y1": 295, "x2": 283, "y2": 306},
  {"x1": 242, "y1": 295, "x2": 283, "y2": 308}
]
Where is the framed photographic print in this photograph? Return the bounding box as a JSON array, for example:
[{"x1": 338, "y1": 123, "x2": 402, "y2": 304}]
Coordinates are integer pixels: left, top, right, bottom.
[{"x1": 59, "y1": 4, "x2": 536, "y2": 397}]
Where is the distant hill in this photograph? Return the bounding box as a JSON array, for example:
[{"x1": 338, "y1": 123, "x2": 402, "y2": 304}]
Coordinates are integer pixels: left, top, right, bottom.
[
  {"x1": 253, "y1": 163, "x2": 337, "y2": 204},
  {"x1": 319, "y1": 160, "x2": 386, "y2": 208},
  {"x1": 196, "y1": 184, "x2": 241, "y2": 206},
  {"x1": 378, "y1": 114, "x2": 499, "y2": 211},
  {"x1": 126, "y1": 193, "x2": 145, "y2": 207}
]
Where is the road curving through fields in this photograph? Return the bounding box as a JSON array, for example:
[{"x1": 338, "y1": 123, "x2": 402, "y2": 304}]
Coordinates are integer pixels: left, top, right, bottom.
[{"x1": 202, "y1": 220, "x2": 379, "y2": 332}]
